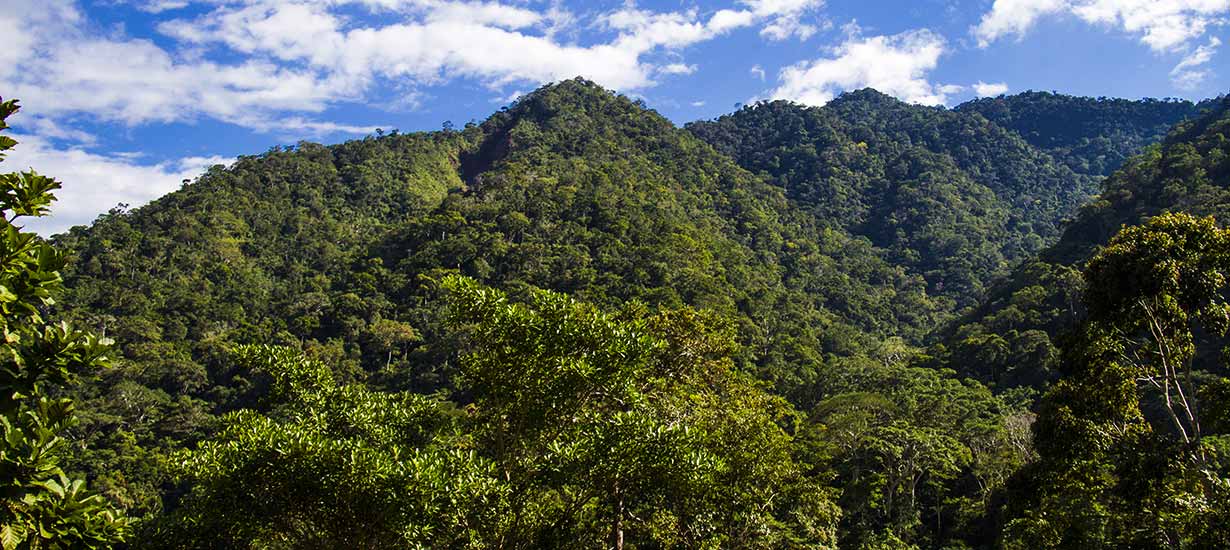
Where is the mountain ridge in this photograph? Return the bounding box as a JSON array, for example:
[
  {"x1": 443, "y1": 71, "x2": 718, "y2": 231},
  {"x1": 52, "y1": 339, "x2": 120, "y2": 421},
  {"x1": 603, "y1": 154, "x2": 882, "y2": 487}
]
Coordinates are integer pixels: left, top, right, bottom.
[{"x1": 43, "y1": 78, "x2": 1227, "y2": 544}]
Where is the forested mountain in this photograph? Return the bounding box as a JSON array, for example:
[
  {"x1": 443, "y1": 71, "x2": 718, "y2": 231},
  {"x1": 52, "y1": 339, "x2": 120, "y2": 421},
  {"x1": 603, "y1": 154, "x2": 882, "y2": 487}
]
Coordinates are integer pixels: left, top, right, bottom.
[
  {"x1": 17, "y1": 78, "x2": 1227, "y2": 548},
  {"x1": 956, "y1": 91, "x2": 1215, "y2": 177},
  {"x1": 931, "y1": 96, "x2": 1230, "y2": 390},
  {"x1": 54, "y1": 79, "x2": 952, "y2": 530},
  {"x1": 687, "y1": 90, "x2": 1094, "y2": 307}
]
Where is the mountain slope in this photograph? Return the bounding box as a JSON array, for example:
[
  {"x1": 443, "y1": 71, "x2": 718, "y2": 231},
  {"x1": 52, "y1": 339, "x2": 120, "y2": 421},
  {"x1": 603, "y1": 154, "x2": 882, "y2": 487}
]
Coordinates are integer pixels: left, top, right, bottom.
[
  {"x1": 687, "y1": 90, "x2": 1094, "y2": 309},
  {"x1": 361, "y1": 79, "x2": 948, "y2": 389},
  {"x1": 56, "y1": 131, "x2": 470, "y2": 512},
  {"x1": 54, "y1": 79, "x2": 955, "y2": 512},
  {"x1": 930, "y1": 96, "x2": 1230, "y2": 390},
  {"x1": 956, "y1": 91, "x2": 1215, "y2": 177},
  {"x1": 51, "y1": 79, "x2": 1220, "y2": 525}
]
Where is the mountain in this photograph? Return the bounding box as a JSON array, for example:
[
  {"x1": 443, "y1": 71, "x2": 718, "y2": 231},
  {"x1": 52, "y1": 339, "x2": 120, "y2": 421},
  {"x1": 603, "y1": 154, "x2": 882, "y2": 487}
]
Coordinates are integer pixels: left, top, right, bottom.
[
  {"x1": 956, "y1": 91, "x2": 1216, "y2": 178},
  {"x1": 687, "y1": 90, "x2": 1095, "y2": 309},
  {"x1": 44, "y1": 79, "x2": 1223, "y2": 546},
  {"x1": 55, "y1": 79, "x2": 954, "y2": 513},
  {"x1": 930, "y1": 96, "x2": 1230, "y2": 390}
]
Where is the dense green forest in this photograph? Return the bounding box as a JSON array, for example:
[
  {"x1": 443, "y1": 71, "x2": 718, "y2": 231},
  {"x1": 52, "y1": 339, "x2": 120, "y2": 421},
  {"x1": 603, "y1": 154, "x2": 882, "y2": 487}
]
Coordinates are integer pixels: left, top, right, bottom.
[
  {"x1": 3, "y1": 78, "x2": 1229, "y2": 548},
  {"x1": 687, "y1": 91, "x2": 1096, "y2": 307},
  {"x1": 929, "y1": 96, "x2": 1230, "y2": 391},
  {"x1": 956, "y1": 91, "x2": 1213, "y2": 177}
]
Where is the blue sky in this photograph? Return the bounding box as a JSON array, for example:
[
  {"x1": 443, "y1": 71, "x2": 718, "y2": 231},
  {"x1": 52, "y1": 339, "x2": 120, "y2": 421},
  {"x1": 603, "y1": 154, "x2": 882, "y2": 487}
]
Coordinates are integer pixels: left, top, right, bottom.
[{"x1": 2, "y1": 0, "x2": 1227, "y2": 234}]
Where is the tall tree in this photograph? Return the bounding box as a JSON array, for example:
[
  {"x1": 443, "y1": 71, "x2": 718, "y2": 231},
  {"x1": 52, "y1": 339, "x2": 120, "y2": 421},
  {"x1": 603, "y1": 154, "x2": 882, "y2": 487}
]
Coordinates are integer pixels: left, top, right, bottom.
[
  {"x1": 1005, "y1": 213, "x2": 1230, "y2": 549},
  {"x1": 443, "y1": 275, "x2": 839, "y2": 548},
  {"x1": 0, "y1": 98, "x2": 127, "y2": 548},
  {"x1": 146, "y1": 345, "x2": 499, "y2": 548}
]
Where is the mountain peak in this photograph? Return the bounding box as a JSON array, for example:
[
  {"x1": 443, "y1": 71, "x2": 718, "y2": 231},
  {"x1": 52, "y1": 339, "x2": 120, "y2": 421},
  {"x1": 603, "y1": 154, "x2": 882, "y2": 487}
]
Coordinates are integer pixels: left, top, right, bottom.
[
  {"x1": 828, "y1": 88, "x2": 902, "y2": 106},
  {"x1": 462, "y1": 77, "x2": 678, "y2": 184},
  {"x1": 494, "y1": 77, "x2": 652, "y2": 124}
]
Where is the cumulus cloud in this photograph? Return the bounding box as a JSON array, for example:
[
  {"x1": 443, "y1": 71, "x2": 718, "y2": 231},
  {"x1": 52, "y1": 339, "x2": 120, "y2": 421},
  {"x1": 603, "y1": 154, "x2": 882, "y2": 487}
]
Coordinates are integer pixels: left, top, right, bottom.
[
  {"x1": 973, "y1": 81, "x2": 1010, "y2": 96},
  {"x1": 4, "y1": 134, "x2": 232, "y2": 235},
  {"x1": 974, "y1": 0, "x2": 1230, "y2": 53},
  {"x1": 770, "y1": 28, "x2": 957, "y2": 106},
  {"x1": 1071, "y1": 0, "x2": 1228, "y2": 52},
  {"x1": 972, "y1": 0, "x2": 1069, "y2": 47},
  {"x1": 742, "y1": 0, "x2": 827, "y2": 40},
  {"x1": 1, "y1": 0, "x2": 831, "y2": 141},
  {"x1": 659, "y1": 63, "x2": 698, "y2": 75},
  {"x1": 9, "y1": 37, "x2": 355, "y2": 131}
]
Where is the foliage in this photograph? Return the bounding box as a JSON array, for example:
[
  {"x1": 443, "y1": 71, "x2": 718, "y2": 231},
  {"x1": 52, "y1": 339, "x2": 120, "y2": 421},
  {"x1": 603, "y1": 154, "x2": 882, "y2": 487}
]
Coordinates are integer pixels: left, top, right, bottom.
[
  {"x1": 932, "y1": 97, "x2": 1230, "y2": 392},
  {"x1": 31, "y1": 80, "x2": 1226, "y2": 546},
  {"x1": 443, "y1": 275, "x2": 839, "y2": 548},
  {"x1": 1003, "y1": 213, "x2": 1230, "y2": 549},
  {"x1": 141, "y1": 345, "x2": 497, "y2": 548},
  {"x1": 55, "y1": 126, "x2": 470, "y2": 515},
  {"x1": 957, "y1": 91, "x2": 1215, "y2": 176},
  {"x1": 149, "y1": 278, "x2": 840, "y2": 548},
  {"x1": 798, "y1": 357, "x2": 1033, "y2": 548},
  {"x1": 54, "y1": 79, "x2": 958, "y2": 513},
  {"x1": 688, "y1": 91, "x2": 1097, "y2": 309},
  {"x1": 0, "y1": 99, "x2": 126, "y2": 548}
]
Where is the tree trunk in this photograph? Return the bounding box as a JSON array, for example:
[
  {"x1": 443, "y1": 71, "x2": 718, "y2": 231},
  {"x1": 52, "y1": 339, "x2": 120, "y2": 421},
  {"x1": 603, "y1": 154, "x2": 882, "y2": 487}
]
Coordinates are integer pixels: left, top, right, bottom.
[{"x1": 612, "y1": 480, "x2": 624, "y2": 550}]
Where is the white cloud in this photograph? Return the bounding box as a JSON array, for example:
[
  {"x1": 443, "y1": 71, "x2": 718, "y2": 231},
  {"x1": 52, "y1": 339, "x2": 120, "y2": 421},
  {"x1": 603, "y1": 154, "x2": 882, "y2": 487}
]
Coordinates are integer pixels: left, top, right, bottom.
[
  {"x1": 742, "y1": 0, "x2": 824, "y2": 13},
  {"x1": 1071, "y1": 0, "x2": 1228, "y2": 52},
  {"x1": 1, "y1": 0, "x2": 816, "y2": 140},
  {"x1": 16, "y1": 116, "x2": 98, "y2": 146},
  {"x1": 741, "y1": 0, "x2": 826, "y2": 40},
  {"x1": 761, "y1": 18, "x2": 820, "y2": 41},
  {"x1": 974, "y1": 0, "x2": 1230, "y2": 52},
  {"x1": 2, "y1": 0, "x2": 841, "y2": 142},
  {"x1": 708, "y1": 9, "x2": 756, "y2": 33},
  {"x1": 1171, "y1": 37, "x2": 1221, "y2": 89},
  {"x1": 4, "y1": 134, "x2": 231, "y2": 235},
  {"x1": 973, "y1": 81, "x2": 1010, "y2": 96},
  {"x1": 9, "y1": 36, "x2": 355, "y2": 131},
  {"x1": 938, "y1": 83, "x2": 967, "y2": 95},
  {"x1": 750, "y1": 64, "x2": 767, "y2": 81},
  {"x1": 136, "y1": 0, "x2": 190, "y2": 14},
  {"x1": 770, "y1": 28, "x2": 957, "y2": 106},
  {"x1": 659, "y1": 63, "x2": 697, "y2": 75},
  {"x1": 423, "y1": 2, "x2": 543, "y2": 29},
  {"x1": 972, "y1": 0, "x2": 1069, "y2": 47},
  {"x1": 691, "y1": 100, "x2": 706, "y2": 107}
]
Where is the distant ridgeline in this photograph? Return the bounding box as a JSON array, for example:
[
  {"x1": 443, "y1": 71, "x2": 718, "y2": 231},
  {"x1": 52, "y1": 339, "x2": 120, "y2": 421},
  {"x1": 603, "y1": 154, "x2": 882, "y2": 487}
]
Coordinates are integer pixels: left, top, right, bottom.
[
  {"x1": 47, "y1": 78, "x2": 1226, "y2": 547},
  {"x1": 956, "y1": 91, "x2": 1216, "y2": 177}
]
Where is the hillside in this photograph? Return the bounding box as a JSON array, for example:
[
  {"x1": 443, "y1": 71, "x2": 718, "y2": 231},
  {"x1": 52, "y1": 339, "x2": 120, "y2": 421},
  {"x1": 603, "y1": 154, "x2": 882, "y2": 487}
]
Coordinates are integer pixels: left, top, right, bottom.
[
  {"x1": 930, "y1": 96, "x2": 1230, "y2": 390},
  {"x1": 688, "y1": 91, "x2": 1096, "y2": 308},
  {"x1": 37, "y1": 79, "x2": 1226, "y2": 547},
  {"x1": 957, "y1": 91, "x2": 1215, "y2": 177},
  {"x1": 54, "y1": 79, "x2": 954, "y2": 516}
]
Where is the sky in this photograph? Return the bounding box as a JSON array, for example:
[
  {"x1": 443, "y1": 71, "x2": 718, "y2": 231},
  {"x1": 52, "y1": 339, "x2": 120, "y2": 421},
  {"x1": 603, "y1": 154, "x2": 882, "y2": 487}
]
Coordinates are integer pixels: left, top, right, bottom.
[{"x1": 2, "y1": 0, "x2": 1228, "y2": 234}]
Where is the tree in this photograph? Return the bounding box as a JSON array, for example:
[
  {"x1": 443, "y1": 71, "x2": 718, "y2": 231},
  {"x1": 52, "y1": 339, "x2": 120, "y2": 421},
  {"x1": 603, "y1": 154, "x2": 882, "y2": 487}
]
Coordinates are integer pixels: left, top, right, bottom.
[
  {"x1": 799, "y1": 356, "x2": 1028, "y2": 549},
  {"x1": 1005, "y1": 213, "x2": 1230, "y2": 548},
  {"x1": 154, "y1": 277, "x2": 840, "y2": 548},
  {"x1": 1081, "y1": 213, "x2": 1230, "y2": 449},
  {"x1": 443, "y1": 275, "x2": 839, "y2": 548},
  {"x1": 147, "y1": 345, "x2": 502, "y2": 548},
  {"x1": 0, "y1": 98, "x2": 127, "y2": 547}
]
